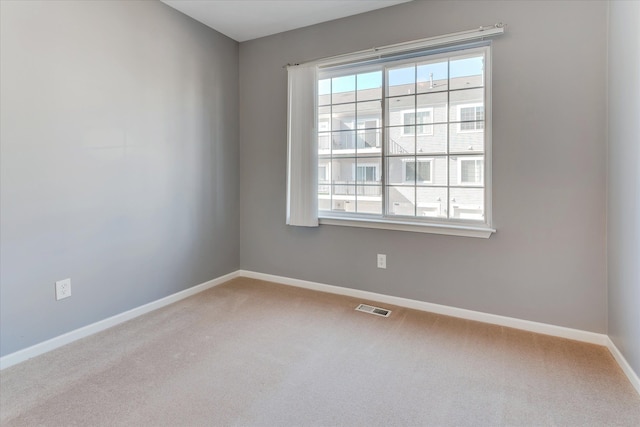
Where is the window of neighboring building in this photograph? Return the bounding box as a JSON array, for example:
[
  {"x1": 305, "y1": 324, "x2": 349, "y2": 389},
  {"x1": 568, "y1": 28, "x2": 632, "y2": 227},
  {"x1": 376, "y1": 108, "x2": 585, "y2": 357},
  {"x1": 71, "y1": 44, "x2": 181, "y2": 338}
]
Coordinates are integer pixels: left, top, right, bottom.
[
  {"x1": 356, "y1": 164, "x2": 379, "y2": 182},
  {"x1": 458, "y1": 156, "x2": 484, "y2": 185},
  {"x1": 458, "y1": 104, "x2": 484, "y2": 132},
  {"x1": 403, "y1": 158, "x2": 433, "y2": 183},
  {"x1": 402, "y1": 108, "x2": 433, "y2": 136}
]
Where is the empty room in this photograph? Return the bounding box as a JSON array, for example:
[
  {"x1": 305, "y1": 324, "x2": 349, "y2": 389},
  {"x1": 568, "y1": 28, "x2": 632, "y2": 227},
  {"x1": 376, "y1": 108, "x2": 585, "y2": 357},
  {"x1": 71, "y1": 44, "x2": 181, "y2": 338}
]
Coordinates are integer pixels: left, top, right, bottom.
[{"x1": 1, "y1": 0, "x2": 639, "y2": 425}]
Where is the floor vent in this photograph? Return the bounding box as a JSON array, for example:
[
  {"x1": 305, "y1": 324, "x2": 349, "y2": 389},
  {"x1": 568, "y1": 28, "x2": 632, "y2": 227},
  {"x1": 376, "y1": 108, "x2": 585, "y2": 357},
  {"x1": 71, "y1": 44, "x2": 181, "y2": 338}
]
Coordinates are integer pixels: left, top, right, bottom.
[{"x1": 355, "y1": 304, "x2": 391, "y2": 317}]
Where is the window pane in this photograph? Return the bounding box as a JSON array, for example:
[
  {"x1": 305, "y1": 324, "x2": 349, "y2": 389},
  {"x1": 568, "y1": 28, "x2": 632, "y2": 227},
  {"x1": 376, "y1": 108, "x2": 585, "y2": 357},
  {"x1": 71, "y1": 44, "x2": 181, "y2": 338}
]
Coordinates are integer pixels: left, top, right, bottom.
[
  {"x1": 318, "y1": 105, "x2": 331, "y2": 138},
  {"x1": 357, "y1": 128, "x2": 381, "y2": 153},
  {"x1": 357, "y1": 71, "x2": 382, "y2": 101},
  {"x1": 461, "y1": 160, "x2": 477, "y2": 182},
  {"x1": 332, "y1": 131, "x2": 356, "y2": 151},
  {"x1": 332, "y1": 75, "x2": 355, "y2": 104},
  {"x1": 405, "y1": 160, "x2": 416, "y2": 183},
  {"x1": 332, "y1": 103, "x2": 356, "y2": 131},
  {"x1": 356, "y1": 157, "x2": 381, "y2": 184},
  {"x1": 356, "y1": 186, "x2": 382, "y2": 215},
  {"x1": 318, "y1": 191, "x2": 331, "y2": 211},
  {"x1": 417, "y1": 92, "x2": 447, "y2": 124},
  {"x1": 417, "y1": 59, "x2": 448, "y2": 93},
  {"x1": 318, "y1": 159, "x2": 331, "y2": 184},
  {"x1": 387, "y1": 95, "x2": 414, "y2": 126},
  {"x1": 388, "y1": 65, "x2": 415, "y2": 97},
  {"x1": 413, "y1": 110, "x2": 433, "y2": 135},
  {"x1": 449, "y1": 156, "x2": 484, "y2": 186},
  {"x1": 388, "y1": 186, "x2": 415, "y2": 216},
  {"x1": 417, "y1": 187, "x2": 448, "y2": 218},
  {"x1": 416, "y1": 160, "x2": 432, "y2": 183},
  {"x1": 331, "y1": 197, "x2": 355, "y2": 212},
  {"x1": 387, "y1": 126, "x2": 414, "y2": 154},
  {"x1": 450, "y1": 188, "x2": 484, "y2": 220},
  {"x1": 332, "y1": 157, "x2": 356, "y2": 183},
  {"x1": 449, "y1": 123, "x2": 484, "y2": 153},
  {"x1": 318, "y1": 132, "x2": 331, "y2": 152},
  {"x1": 387, "y1": 156, "x2": 414, "y2": 185},
  {"x1": 417, "y1": 124, "x2": 447, "y2": 154},
  {"x1": 450, "y1": 54, "x2": 484, "y2": 90},
  {"x1": 417, "y1": 156, "x2": 447, "y2": 186},
  {"x1": 318, "y1": 105, "x2": 331, "y2": 126},
  {"x1": 318, "y1": 79, "x2": 331, "y2": 106},
  {"x1": 356, "y1": 101, "x2": 381, "y2": 127},
  {"x1": 388, "y1": 95, "x2": 416, "y2": 154},
  {"x1": 449, "y1": 88, "x2": 484, "y2": 120}
]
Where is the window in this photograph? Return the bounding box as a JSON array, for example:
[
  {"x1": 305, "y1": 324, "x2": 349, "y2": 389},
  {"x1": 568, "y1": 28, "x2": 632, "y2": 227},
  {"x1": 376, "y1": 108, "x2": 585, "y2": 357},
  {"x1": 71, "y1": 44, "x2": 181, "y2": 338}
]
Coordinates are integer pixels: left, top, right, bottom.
[
  {"x1": 315, "y1": 43, "x2": 492, "y2": 235},
  {"x1": 287, "y1": 24, "x2": 504, "y2": 235}
]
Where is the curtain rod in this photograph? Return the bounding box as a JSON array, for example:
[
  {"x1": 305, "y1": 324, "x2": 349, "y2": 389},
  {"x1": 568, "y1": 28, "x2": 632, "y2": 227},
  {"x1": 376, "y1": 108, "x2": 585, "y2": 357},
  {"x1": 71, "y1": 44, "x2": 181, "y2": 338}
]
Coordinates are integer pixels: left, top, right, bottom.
[{"x1": 284, "y1": 23, "x2": 505, "y2": 69}]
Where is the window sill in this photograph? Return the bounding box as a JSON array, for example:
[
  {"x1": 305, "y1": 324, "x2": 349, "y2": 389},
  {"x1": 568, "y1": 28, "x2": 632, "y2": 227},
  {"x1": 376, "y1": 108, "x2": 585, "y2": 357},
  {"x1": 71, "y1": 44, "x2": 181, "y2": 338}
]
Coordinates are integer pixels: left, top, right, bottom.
[{"x1": 319, "y1": 216, "x2": 495, "y2": 238}]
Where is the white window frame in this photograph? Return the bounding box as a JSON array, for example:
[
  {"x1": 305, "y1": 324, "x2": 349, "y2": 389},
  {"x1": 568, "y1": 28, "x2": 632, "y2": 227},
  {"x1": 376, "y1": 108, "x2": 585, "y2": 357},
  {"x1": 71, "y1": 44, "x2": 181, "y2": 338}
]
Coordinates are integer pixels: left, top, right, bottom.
[
  {"x1": 400, "y1": 107, "x2": 434, "y2": 136},
  {"x1": 287, "y1": 25, "x2": 504, "y2": 235},
  {"x1": 457, "y1": 103, "x2": 484, "y2": 133}
]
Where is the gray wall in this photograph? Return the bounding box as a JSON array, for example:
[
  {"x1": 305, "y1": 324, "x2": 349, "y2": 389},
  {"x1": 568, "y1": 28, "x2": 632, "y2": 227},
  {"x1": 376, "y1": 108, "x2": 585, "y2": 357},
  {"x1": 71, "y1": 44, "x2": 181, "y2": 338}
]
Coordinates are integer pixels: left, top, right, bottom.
[
  {"x1": 240, "y1": 0, "x2": 608, "y2": 332},
  {"x1": 0, "y1": 1, "x2": 239, "y2": 357},
  {"x1": 607, "y1": 1, "x2": 640, "y2": 374}
]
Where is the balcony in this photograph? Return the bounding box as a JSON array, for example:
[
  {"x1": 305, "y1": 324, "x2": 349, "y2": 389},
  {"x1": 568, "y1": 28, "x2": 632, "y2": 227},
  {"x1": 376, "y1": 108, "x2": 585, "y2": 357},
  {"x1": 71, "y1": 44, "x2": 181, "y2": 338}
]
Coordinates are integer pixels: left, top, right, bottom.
[{"x1": 318, "y1": 182, "x2": 382, "y2": 197}]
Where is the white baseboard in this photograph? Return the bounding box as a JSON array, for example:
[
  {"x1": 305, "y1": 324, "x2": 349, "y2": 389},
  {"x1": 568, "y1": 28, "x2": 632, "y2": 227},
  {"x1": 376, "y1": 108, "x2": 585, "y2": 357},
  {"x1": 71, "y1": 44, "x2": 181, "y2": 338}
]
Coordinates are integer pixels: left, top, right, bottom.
[
  {"x1": 0, "y1": 270, "x2": 239, "y2": 370},
  {"x1": 606, "y1": 337, "x2": 640, "y2": 395},
  {"x1": 4, "y1": 268, "x2": 637, "y2": 398},
  {"x1": 238, "y1": 270, "x2": 609, "y2": 346},
  {"x1": 237, "y1": 270, "x2": 640, "y2": 394}
]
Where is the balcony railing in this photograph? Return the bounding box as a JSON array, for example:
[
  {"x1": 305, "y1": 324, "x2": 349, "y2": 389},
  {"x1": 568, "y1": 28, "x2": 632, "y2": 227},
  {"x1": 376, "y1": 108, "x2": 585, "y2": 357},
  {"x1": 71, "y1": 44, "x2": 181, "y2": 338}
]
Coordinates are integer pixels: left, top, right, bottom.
[
  {"x1": 319, "y1": 133, "x2": 381, "y2": 151},
  {"x1": 319, "y1": 182, "x2": 382, "y2": 197},
  {"x1": 319, "y1": 134, "x2": 408, "y2": 154}
]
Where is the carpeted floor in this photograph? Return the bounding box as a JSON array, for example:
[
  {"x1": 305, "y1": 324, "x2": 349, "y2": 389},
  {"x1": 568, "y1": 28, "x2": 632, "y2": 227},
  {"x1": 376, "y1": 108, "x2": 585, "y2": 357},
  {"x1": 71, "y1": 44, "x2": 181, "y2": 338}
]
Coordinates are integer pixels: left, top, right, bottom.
[{"x1": 1, "y1": 277, "x2": 639, "y2": 426}]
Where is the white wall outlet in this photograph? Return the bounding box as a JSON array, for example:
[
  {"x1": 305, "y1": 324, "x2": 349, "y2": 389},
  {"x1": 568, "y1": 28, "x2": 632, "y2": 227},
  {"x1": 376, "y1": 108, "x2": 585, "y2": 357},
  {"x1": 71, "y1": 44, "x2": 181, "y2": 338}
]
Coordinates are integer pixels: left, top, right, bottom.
[
  {"x1": 55, "y1": 278, "x2": 71, "y2": 300},
  {"x1": 377, "y1": 254, "x2": 387, "y2": 269}
]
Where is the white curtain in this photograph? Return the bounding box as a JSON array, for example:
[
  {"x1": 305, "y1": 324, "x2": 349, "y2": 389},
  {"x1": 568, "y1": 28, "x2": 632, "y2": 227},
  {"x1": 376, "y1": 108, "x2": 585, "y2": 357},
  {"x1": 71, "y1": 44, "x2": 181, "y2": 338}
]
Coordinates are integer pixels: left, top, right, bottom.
[{"x1": 286, "y1": 64, "x2": 318, "y2": 227}]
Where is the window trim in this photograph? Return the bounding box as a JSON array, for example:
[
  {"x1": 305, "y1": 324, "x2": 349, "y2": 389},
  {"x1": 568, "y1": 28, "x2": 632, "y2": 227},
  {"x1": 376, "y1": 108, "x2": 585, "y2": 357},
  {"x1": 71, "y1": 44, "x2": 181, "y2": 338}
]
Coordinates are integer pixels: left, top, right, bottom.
[{"x1": 319, "y1": 216, "x2": 494, "y2": 238}]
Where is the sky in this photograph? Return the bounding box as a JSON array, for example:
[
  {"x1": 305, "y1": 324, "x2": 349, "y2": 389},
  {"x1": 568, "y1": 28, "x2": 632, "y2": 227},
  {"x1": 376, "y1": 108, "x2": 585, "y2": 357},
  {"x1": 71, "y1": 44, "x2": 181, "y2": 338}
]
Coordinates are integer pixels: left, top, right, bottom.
[{"x1": 319, "y1": 56, "x2": 484, "y2": 95}]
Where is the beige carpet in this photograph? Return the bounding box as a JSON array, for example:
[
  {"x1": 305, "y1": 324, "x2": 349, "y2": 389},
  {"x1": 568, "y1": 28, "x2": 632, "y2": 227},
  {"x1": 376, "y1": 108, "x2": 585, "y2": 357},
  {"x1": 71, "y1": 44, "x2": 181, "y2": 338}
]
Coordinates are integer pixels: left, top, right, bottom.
[{"x1": 1, "y1": 277, "x2": 639, "y2": 426}]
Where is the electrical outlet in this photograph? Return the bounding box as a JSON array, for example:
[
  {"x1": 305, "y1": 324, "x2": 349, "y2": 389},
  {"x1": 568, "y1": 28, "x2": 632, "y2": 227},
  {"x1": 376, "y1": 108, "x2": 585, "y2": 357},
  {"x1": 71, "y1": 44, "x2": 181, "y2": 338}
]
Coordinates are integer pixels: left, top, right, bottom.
[
  {"x1": 377, "y1": 254, "x2": 386, "y2": 269},
  {"x1": 55, "y1": 278, "x2": 71, "y2": 300}
]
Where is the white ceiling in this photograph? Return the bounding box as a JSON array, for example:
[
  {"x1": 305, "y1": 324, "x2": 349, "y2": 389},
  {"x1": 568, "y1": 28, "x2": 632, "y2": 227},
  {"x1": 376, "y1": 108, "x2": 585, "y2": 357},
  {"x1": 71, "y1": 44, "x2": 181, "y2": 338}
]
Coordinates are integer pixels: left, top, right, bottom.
[{"x1": 161, "y1": 1, "x2": 412, "y2": 42}]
